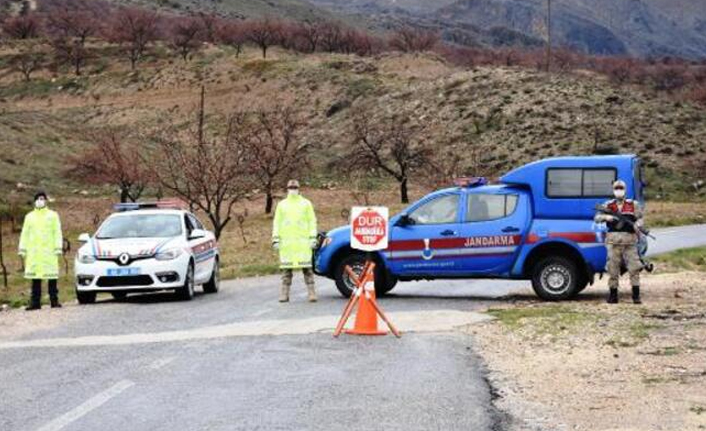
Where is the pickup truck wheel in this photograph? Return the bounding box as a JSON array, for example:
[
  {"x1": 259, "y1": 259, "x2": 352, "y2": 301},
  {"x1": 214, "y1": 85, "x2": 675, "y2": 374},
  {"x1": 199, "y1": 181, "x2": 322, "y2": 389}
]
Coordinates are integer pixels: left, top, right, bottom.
[
  {"x1": 531, "y1": 256, "x2": 578, "y2": 301},
  {"x1": 334, "y1": 254, "x2": 394, "y2": 298},
  {"x1": 76, "y1": 290, "x2": 96, "y2": 305}
]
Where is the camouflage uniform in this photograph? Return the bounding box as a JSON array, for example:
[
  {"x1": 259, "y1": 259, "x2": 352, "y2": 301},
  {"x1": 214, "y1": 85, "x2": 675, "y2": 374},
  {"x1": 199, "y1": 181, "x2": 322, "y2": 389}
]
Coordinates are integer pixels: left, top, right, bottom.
[{"x1": 595, "y1": 198, "x2": 644, "y2": 302}]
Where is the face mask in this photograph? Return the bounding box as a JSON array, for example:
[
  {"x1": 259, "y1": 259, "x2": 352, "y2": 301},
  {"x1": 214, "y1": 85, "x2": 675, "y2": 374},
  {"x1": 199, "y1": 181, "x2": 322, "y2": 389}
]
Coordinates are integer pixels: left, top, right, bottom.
[
  {"x1": 614, "y1": 189, "x2": 625, "y2": 199},
  {"x1": 35, "y1": 198, "x2": 46, "y2": 209},
  {"x1": 288, "y1": 189, "x2": 299, "y2": 196}
]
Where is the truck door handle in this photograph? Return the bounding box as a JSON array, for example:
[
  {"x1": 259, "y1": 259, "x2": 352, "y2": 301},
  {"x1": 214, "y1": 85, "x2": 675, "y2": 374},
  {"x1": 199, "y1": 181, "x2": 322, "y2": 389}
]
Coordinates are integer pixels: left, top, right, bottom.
[
  {"x1": 502, "y1": 226, "x2": 520, "y2": 233},
  {"x1": 440, "y1": 229, "x2": 457, "y2": 236}
]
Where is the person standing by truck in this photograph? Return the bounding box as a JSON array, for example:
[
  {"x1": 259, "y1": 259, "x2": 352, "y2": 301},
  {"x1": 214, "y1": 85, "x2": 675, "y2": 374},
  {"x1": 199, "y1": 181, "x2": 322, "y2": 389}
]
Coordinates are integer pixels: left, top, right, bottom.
[
  {"x1": 272, "y1": 180, "x2": 318, "y2": 303},
  {"x1": 18, "y1": 191, "x2": 64, "y2": 310},
  {"x1": 594, "y1": 180, "x2": 644, "y2": 304}
]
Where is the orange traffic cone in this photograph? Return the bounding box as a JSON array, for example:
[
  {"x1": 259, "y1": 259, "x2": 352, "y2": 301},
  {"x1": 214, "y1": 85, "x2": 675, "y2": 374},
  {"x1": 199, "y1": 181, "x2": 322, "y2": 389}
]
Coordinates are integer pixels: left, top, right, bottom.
[{"x1": 345, "y1": 268, "x2": 387, "y2": 336}]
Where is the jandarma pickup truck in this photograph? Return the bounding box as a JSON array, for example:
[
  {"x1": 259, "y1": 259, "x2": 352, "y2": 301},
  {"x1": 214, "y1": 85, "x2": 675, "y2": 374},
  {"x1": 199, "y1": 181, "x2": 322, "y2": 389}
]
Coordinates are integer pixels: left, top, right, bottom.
[{"x1": 314, "y1": 155, "x2": 646, "y2": 301}]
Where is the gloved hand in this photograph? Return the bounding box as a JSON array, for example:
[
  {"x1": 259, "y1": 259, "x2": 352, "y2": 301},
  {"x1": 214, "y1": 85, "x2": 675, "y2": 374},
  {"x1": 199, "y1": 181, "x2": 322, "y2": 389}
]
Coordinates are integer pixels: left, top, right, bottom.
[
  {"x1": 272, "y1": 241, "x2": 279, "y2": 250},
  {"x1": 310, "y1": 240, "x2": 318, "y2": 249}
]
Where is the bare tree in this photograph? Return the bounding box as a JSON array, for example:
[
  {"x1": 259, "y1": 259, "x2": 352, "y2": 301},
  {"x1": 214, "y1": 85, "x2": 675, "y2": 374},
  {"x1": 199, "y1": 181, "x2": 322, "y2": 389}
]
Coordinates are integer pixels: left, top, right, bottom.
[
  {"x1": 319, "y1": 21, "x2": 344, "y2": 53},
  {"x1": 389, "y1": 27, "x2": 439, "y2": 53},
  {"x1": 0, "y1": 204, "x2": 8, "y2": 288},
  {"x1": 198, "y1": 13, "x2": 219, "y2": 43},
  {"x1": 244, "y1": 18, "x2": 281, "y2": 59},
  {"x1": 1, "y1": 14, "x2": 42, "y2": 39},
  {"x1": 51, "y1": 37, "x2": 88, "y2": 75},
  {"x1": 545, "y1": 0, "x2": 552, "y2": 72},
  {"x1": 68, "y1": 129, "x2": 150, "y2": 203},
  {"x1": 107, "y1": 7, "x2": 160, "y2": 70},
  {"x1": 297, "y1": 21, "x2": 321, "y2": 53},
  {"x1": 217, "y1": 20, "x2": 246, "y2": 57},
  {"x1": 349, "y1": 110, "x2": 432, "y2": 203},
  {"x1": 46, "y1": 6, "x2": 97, "y2": 45},
  {"x1": 233, "y1": 107, "x2": 309, "y2": 214},
  {"x1": 168, "y1": 17, "x2": 203, "y2": 62},
  {"x1": 152, "y1": 87, "x2": 254, "y2": 239},
  {"x1": 10, "y1": 43, "x2": 45, "y2": 81}
]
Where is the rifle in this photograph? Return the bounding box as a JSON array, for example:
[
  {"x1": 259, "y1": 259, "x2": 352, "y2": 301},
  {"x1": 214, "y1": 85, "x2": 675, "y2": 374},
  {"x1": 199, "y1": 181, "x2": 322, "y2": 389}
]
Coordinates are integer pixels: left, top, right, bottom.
[{"x1": 595, "y1": 204, "x2": 655, "y2": 240}]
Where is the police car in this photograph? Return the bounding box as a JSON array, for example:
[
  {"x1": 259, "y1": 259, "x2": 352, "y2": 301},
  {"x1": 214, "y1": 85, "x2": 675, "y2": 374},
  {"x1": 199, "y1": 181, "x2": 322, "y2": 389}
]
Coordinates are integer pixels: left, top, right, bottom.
[
  {"x1": 74, "y1": 201, "x2": 220, "y2": 304},
  {"x1": 315, "y1": 155, "x2": 646, "y2": 301}
]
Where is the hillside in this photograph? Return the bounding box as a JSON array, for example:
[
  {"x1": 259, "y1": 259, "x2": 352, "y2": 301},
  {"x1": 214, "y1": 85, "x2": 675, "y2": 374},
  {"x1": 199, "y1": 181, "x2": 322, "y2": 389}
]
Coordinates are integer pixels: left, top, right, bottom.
[
  {"x1": 1, "y1": 44, "x2": 705, "y2": 200},
  {"x1": 13, "y1": 0, "x2": 706, "y2": 58},
  {"x1": 308, "y1": 0, "x2": 706, "y2": 58}
]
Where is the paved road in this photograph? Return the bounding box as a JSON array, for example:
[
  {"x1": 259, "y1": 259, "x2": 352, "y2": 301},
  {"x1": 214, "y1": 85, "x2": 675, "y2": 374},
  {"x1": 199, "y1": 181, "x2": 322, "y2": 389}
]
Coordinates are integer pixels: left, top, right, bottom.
[
  {"x1": 0, "y1": 274, "x2": 517, "y2": 431},
  {"x1": 0, "y1": 224, "x2": 703, "y2": 431}
]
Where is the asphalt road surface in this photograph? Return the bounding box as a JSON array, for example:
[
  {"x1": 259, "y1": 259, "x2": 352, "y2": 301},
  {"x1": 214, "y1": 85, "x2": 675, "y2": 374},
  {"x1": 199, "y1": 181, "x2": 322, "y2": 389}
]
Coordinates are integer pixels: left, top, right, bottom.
[{"x1": 1, "y1": 225, "x2": 704, "y2": 431}]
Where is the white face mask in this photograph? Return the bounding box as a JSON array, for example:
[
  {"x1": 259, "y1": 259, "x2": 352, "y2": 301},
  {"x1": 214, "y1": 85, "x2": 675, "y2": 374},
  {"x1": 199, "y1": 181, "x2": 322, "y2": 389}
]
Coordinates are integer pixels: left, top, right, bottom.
[
  {"x1": 35, "y1": 198, "x2": 46, "y2": 209},
  {"x1": 288, "y1": 189, "x2": 299, "y2": 196},
  {"x1": 614, "y1": 189, "x2": 626, "y2": 199}
]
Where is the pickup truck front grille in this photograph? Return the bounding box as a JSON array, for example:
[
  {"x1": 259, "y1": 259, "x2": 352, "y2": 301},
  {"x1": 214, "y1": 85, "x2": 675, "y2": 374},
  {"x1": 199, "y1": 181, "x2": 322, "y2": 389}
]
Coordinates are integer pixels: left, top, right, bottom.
[{"x1": 96, "y1": 275, "x2": 154, "y2": 288}]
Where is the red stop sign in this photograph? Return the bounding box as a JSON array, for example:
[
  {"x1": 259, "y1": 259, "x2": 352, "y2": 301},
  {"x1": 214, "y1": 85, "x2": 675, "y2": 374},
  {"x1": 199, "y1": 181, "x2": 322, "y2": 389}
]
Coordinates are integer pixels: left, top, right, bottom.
[{"x1": 351, "y1": 208, "x2": 388, "y2": 250}]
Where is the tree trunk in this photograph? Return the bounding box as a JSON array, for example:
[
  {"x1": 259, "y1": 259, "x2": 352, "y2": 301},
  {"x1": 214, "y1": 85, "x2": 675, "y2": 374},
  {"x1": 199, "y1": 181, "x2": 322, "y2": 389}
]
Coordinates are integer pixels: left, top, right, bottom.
[
  {"x1": 265, "y1": 192, "x2": 274, "y2": 214},
  {"x1": 262, "y1": 45, "x2": 267, "y2": 59},
  {"x1": 0, "y1": 218, "x2": 7, "y2": 288},
  {"x1": 400, "y1": 177, "x2": 409, "y2": 204},
  {"x1": 120, "y1": 187, "x2": 129, "y2": 203}
]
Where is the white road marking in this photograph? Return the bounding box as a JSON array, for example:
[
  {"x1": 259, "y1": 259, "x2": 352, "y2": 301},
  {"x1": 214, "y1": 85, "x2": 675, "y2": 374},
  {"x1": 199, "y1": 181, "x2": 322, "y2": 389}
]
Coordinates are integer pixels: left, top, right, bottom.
[
  {"x1": 148, "y1": 356, "x2": 175, "y2": 370},
  {"x1": 0, "y1": 310, "x2": 493, "y2": 350},
  {"x1": 250, "y1": 308, "x2": 271, "y2": 317},
  {"x1": 35, "y1": 380, "x2": 134, "y2": 431}
]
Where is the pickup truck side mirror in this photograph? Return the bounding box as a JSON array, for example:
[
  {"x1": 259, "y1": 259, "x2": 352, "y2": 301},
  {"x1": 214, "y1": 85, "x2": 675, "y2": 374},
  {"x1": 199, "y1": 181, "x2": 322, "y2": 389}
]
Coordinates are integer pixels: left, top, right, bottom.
[
  {"x1": 395, "y1": 214, "x2": 413, "y2": 227},
  {"x1": 189, "y1": 229, "x2": 207, "y2": 240},
  {"x1": 78, "y1": 233, "x2": 91, "y2": 243}
]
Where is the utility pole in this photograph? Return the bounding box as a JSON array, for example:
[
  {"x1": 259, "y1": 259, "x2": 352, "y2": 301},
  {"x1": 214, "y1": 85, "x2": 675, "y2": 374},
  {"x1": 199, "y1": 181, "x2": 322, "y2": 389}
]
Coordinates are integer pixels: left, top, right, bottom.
[{"x1": 545, "y1": 0, "x2": 552, "y2": 72}]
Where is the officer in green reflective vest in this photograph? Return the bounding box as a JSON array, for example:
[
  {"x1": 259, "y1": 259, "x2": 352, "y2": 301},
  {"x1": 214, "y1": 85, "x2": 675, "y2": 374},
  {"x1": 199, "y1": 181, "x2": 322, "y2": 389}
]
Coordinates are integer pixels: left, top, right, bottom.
[
  {"x1": 18, "y1": 191, "x2": 63, "y2": 310},
  {"x1": 272, "y1": 180, "x2": 318, "y2": 303}
]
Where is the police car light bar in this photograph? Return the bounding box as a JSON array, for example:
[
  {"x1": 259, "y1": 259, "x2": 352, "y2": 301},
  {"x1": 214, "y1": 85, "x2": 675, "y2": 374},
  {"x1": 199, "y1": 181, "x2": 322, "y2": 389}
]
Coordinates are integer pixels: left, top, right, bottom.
[
  {"x1": 454, "y1": 177, "x2": 488, "y2": 188},
  {"x1": 113, "y1": 199, "x2": 188, "y2": 212}
]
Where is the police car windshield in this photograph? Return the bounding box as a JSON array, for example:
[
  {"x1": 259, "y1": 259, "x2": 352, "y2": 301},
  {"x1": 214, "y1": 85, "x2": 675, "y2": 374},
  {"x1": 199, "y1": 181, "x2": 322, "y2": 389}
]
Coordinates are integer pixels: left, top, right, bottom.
[{"x1": 97, "y1": 214, "x2": 183, "y2": 239}]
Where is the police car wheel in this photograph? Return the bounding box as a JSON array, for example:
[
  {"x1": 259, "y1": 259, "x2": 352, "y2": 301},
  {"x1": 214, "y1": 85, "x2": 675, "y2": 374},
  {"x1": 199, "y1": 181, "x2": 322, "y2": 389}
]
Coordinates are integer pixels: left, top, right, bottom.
[
  {"x1": 531, "y1": 256, "x2": 578, "y2": 301},
  {"x1": 203, "y1": 259, "x2": 220, "y2": 294},
  {"x1": 76, "y1": 289, "x2": 96, "y2": 305},
  {"x1": 175, "y1": 263, "x2": 195, "y2": 301},
  {"x1": 334, "y1": 254, "x2": 394, "y2": 298}
]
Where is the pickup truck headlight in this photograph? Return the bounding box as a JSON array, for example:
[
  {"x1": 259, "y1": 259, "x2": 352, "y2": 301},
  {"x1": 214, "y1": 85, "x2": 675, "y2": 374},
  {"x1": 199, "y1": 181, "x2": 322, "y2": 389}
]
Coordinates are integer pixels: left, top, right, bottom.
[
  {"x1": 78, "y1": 254, "x2": 96, "y2": 264},
  {"x1": 155, "y1": 248, "x2": 183, "y2": 261}
]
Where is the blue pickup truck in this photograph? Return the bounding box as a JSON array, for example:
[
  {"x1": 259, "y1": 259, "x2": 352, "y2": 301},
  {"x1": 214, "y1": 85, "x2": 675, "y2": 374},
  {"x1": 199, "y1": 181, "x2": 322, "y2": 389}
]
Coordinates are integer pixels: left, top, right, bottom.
[{"x1": 314, "y1": 155, "x2": 646, "y2": 300}]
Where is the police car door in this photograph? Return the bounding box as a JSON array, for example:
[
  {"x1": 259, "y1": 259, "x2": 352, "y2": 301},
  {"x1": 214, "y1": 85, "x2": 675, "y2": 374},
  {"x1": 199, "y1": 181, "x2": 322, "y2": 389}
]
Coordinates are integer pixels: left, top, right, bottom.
[
  {"x1": 388, "y1": 192, "x2": 464, "y2": 276},
  {"x1": 185, "y1": 213, "x2": 209, "y2": 283},
  {"x1": 458, "y1": 191, "x2": 529, "y2": 275}
]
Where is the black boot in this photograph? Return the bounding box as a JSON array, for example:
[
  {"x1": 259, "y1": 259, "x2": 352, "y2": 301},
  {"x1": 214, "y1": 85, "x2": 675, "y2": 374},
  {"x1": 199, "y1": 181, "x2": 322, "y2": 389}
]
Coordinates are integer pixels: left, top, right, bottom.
[
  {"x1": 607, "y1": 288, "x2": 618, "y2": 304},
  {"x1": 632, "y1": 286, "x2": 642, "y2": 304},
  {"x1": 49, "y1": 280, "x2": 61, "y2": 308},
  {"x1": 26, "y1": 280, "x2": 41, "y2": 311}
]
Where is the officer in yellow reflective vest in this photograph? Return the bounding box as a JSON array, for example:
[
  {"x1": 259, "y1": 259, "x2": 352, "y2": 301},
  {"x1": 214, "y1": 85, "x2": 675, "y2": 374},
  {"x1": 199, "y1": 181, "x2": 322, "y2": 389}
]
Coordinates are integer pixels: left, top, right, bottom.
[
  {"x1": 272, "y1": 180, "x2": 318, "y2": 303},
  {"x1": 18, "y1": 191, "x2": 63, "y2": 310}
]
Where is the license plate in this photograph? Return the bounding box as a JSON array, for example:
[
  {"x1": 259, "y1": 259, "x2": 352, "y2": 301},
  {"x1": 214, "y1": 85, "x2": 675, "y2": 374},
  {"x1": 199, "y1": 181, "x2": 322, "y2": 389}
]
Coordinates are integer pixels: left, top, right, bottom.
[{"x1": 106, "y1": 268, "x2": 141, "y2": 276}]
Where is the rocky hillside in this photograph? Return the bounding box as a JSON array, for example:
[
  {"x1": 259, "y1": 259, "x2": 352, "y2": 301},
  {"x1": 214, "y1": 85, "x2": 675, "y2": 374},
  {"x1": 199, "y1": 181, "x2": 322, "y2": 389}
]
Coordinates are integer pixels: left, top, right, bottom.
[{"x1": 309, "y1": 0, "x2": 706, "y2": 58}]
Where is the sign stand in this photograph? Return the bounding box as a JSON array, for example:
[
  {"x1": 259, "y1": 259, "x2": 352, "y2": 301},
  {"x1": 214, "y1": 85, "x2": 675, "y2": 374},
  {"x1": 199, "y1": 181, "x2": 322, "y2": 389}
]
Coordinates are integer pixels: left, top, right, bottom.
[{"x1": 334, "y1": 207, "x2": 401, "y2": 338}]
